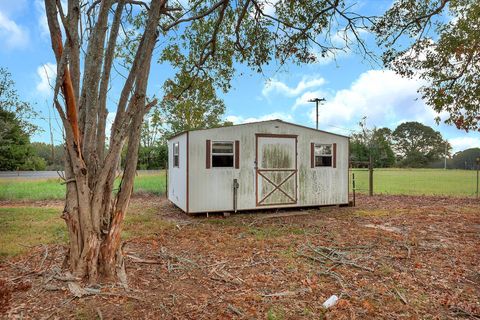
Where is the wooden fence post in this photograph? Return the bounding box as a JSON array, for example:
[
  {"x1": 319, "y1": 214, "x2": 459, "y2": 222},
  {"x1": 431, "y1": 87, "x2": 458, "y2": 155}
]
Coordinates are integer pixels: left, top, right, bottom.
[
  {"x1": 352, "y1": 173, "x2": 356, "y2": 206},
  {"x1": 369, "y1": 155, "x2": 373, "y2": 197},
  {"x1": 165, "y1": 160, "x2": 168, "y2": 198}
]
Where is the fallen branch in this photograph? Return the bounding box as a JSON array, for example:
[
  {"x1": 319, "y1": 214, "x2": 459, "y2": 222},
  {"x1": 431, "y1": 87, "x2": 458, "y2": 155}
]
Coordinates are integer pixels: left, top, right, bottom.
[
  {"x1": 67, "y1": 282, "x2": 144, "y2": 301},
  {"x1": 227, "y1": 304, "x2": 245, "y2": 317},
  {"x1": 98, "y1": 292, "x2": 145, "y2": 302},
  {"x1": 392, "y1": 288, "x2": 407, "y2": 305},
  {"x1": 44, "y1": 284, "x2": 63, "y2": 291},
  {"x1": 211, "y1": 269, "x2": 244, "y2": 285},
  {"x1": 38, "y1": 245, "x2": 49, "y2": 271},
  {"x1": 402, "y1": 244, "x2": 412, "y2": 259},
  {"x1": 301, "y1": 244, "x2": 374, "y2": 272},
  {"x1": 158, "y1": 247, "x2": 199, "y2": 268},
  {"x1": 53, "y1": 273, "x2": 81, "y2": 282},
  {"x1": 339, "y1": 260, "x2": 374, "y2": 272},
  {"x1": 5, "y1": 261, "x2": 44, "y2": 280},
  {"x1": 127, "y1": 254, "x2": 163, "y2": 264},
  {"x1": 96, "y1": 308, "x2": 103, "y2": 320},
  {"x1": 318, "y1": 270, "x2": 347, "y2": 291},
  {"x1": 450, "y1": 307, "x2": 480, "y2": 319},
  {"x1": 262, "y1": 287, "x2": 311, "y2": 298}
]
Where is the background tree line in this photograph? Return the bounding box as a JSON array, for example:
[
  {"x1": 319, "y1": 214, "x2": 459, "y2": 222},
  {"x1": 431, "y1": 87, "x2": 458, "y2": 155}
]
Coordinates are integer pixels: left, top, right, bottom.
[
  {"x1": 0, "y1": 68, "x2": 46, "y2": 170},
  {"x1": 349, "y1": 119, "x2": 480, "y2": 169}
]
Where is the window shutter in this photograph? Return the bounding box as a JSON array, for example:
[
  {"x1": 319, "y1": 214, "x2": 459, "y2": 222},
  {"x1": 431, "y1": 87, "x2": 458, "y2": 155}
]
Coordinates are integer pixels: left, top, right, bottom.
[
  {"x1": 310, "y1": 143, "x2": 315, "y2": 168},
  {"x1": 332, "y1": 143, "x2": 337, "y2": 168},
  {"x1": 206, "y1": 140, "x2": 211, "y2": 169},
  {"x1": 235, "y1": 140, "x2": 240, "y2": 169}
]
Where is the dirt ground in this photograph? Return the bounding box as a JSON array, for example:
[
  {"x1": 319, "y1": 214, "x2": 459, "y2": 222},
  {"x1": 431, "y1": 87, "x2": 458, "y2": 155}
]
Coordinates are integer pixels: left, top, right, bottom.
[{"x1": 1, "y1": 195, "x2": 479, "y2": 319}]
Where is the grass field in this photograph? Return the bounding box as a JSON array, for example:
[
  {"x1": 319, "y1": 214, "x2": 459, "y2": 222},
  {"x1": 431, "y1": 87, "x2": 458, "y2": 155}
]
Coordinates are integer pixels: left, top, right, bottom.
[
  {"x1": 0, "y1": 171, "x2": 167, "y2": 200},
  {"x1": 0, "y1": 200, "x2": 171, "y2": 258},
  {"x1": 0, "y1": 207, "x2": 67, "y2": 257},
  {"x1": 350, "y1": 168, "x2": 478, "y2": 197},
  {"x1": 0, "y1": 169, "x2": 477, "y2": 200}
]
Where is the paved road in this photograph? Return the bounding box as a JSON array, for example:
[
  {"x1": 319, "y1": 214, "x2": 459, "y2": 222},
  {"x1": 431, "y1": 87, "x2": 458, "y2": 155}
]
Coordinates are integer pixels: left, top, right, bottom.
[
  {"x1": 0, "y1": 171, "x2": 64, "y2": 179},
  {"x1": 0, "y1": 170, "x2": 163, "y2": 180}
]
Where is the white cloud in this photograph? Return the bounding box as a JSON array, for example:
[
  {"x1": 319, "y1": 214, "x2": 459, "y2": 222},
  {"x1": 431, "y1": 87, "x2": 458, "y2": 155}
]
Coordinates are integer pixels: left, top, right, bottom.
[
  {"x1": 262, "y1": 76, "x2": 326, "y2": 98},
  {"x1": 226, "y1": 112, "x2": 293, "y2": 125},
  {"x1": 449, "y1": 137, "x2": 480, "y2": 153},
  {"x1": 0, "y1": 11, "x2": 29, "y2": 50},
  {"x1": 307, "y1": 69, "x2": 439, "y2": 129},
  {"x1": 34, "y1": 0, "x2": 50, "y2": 38},
  {"x1": 263, "y1": 0, "x2": 279, "y2": 16},
  {"x1": 36, "y1": 63, "x2": 57, "y2": 96}
]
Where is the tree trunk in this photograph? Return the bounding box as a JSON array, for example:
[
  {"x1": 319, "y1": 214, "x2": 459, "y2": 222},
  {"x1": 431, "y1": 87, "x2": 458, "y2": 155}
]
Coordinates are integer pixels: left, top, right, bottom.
[
  {"x1": 61, "y1": 122, "x2": 143, "y2": 283},
  {"x1": 44, "y1": 0, "x2": 165, "y2": 284}
]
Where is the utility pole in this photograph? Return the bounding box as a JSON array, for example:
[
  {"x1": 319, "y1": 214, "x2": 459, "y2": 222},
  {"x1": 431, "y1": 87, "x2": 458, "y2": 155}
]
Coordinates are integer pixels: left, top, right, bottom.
[
  {"x1": 308, "y1": 97, "x2": 326, "y2": 130},
  {"x1": 369, "y1": 154, "x2": 373, "y2": 196}
]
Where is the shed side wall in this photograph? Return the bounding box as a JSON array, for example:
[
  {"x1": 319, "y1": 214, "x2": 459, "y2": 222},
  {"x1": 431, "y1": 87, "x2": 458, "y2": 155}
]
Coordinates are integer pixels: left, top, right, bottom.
[{"x1": 168, "y1": 133, "x2": 187, "y2": 211}]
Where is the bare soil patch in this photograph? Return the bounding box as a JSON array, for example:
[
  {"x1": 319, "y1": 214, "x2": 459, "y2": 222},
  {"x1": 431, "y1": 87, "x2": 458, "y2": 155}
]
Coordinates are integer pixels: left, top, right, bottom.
[{"x1": 1, "y1": 195, "x2": 479, "y2": 319}]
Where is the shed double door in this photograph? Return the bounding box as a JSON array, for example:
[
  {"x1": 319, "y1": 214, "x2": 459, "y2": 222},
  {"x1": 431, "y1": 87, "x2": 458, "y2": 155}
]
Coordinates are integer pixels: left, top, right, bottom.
[{"x1": 255, "y1": 134, "x2": 297, "y2": 206}]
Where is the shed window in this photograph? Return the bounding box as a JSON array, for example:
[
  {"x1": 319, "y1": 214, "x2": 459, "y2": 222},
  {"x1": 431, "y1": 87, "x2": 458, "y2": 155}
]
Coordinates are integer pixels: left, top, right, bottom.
[
  {"x1": 212, "y1": 141, "x2": 234, "y2": 168},
  {"x1": 173, "y1": 142, "x2": 179, "y2": 167},
  {"x1": 315, "y1": 144, "x2": 332, "y2": 167}
]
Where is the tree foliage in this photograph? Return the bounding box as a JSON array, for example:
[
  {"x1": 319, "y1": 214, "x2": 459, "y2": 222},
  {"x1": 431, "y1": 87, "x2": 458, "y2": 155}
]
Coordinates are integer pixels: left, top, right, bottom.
[
  {"x1": 0, "y1": 68, "x2": 39, "y2": 136},
  {"x1": 161, "y1": 72, "x2": 231, "y2": 135},
  {"x1": 451, "y1": 147, "x2": 480, "y2": 169},
  {"x1": 30, "y1": 142, "x2": 65, "y2": 170},
  {"x1": 0, "y1": 109, "x2": 33, "y2": 170},
  {"x1": 392, "y1": 121, "x2": 450, "y2": 167},
  {"x1": 350, "y1": 119, "x2": 454, "y2": 168},
  {"x1": 375, "y1": 0, "x2": 480, "y2": 131},
  {"x1": 0, "y1": 68, "x2": 43, "y2": 171},
  {"x1": 136, "y1": 107, "x2": 167, "y2": 169},
  {"x1": 350, "y1": 119, "x2": 395, "y2": 168},
  {"x1": 159, "y1": 1, "x2": 372, "y2": 92}
]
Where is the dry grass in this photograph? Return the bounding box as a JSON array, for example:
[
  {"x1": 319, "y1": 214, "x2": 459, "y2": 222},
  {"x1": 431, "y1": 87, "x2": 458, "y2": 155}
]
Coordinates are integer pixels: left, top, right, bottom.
[{"x1": 0, "y1": 195, "x2": 479, "y2": 319}]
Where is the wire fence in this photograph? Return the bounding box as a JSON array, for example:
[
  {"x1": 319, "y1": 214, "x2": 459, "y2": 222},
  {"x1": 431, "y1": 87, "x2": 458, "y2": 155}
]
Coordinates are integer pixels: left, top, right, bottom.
[{"x1": 349, "y1": 168, "x2": 480, "y2": 198}]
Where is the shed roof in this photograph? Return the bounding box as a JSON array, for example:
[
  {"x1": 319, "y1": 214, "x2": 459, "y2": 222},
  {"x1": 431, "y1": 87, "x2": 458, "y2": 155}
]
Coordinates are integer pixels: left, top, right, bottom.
[{"x1": 167, "y1": 119, "x2": 350, "y2": 140}]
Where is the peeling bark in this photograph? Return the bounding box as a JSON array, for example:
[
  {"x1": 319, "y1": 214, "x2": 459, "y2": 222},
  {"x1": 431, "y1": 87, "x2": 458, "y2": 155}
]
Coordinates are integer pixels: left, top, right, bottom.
[{"x1": 44, "y1": 0, "x2": 165, "y2": 283}]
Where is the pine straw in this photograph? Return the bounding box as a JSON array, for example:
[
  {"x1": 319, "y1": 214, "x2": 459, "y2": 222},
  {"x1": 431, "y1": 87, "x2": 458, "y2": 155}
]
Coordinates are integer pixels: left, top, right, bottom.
[{"x1": 0, "y1": 195, "x2": 479, "y2": 319}]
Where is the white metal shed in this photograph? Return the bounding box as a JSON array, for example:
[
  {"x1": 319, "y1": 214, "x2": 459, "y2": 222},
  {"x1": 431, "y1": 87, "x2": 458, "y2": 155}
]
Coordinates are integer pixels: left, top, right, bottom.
[{"x1": 167, "y1": 119, "x2": 349, "y2": 214}]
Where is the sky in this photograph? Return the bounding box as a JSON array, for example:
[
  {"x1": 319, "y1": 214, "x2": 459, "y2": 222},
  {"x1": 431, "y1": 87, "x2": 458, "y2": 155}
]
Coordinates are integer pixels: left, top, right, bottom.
[{"x1": 0, "y1": 0, "x2": 478, "y2": 153}]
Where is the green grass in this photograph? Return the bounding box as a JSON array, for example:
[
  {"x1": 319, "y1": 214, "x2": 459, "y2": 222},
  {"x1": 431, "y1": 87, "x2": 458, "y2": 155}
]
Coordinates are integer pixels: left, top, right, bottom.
[
  {"x1": 351, "y1": 168, "x2": 478, "y2": 197},
  {"x1": 131, "y1": 171, "x2": 166, "y2": 195},
  {"x1": 0, "y1": 207, "x2": 67, "y2": 258},
  {"x1": 0, "y1": 171, "x2": 167, "y2": 200},
  {"x1": 0, "y1": 178, "x2": 66, "y2": 200},
  {"x1": 267, "y1": 307, "x2": 285, "y2": 320},
  {"x1": 122, "y1": 205, "x2": 172, "y2": 239},
  {"x1": 0, "y1": 203, "x2": 173, "y2": 259},
  {"x1": 0, "y1": 169, "x2": 477, "y2": 200}
]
